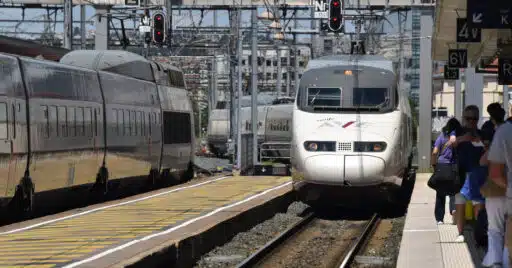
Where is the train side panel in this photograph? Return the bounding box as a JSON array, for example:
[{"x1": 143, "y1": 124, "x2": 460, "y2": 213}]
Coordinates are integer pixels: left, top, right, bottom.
[
  {"x1": 0, "y1": 54, "x2": 29, "y2": 205},
  {"x1": 158, "y1": 85, "x2": 194, "y2": 174},
  {"x1": 21, "y1": 58, "x2": 106, "y2": 194},
  {"x1": 99, "y1": 71, "x2": 160, "y2": 182}
]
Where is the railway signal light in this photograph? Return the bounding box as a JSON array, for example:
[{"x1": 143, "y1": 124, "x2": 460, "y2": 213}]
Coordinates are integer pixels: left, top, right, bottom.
[
  {"x1": 152, "y1": 12, "x2": 166, "y2": 44},
  {"x1": 328, "y1": 0, "x2": 343, "y2": 32}
]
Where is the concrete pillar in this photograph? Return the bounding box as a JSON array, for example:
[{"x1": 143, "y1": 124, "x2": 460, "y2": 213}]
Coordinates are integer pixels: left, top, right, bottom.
[
  {"x1": 454, "y1": 79, "x2": 462, "y2": 120},
  {"x1": 94, "y1": 6, "x2": 110, "y2": 50},
  {"x1": 464, "y1": 66, "x2": 484, "y2": 120},
  {"x1": 417, "y1": 11, "x2": 433, "y2": 171}
]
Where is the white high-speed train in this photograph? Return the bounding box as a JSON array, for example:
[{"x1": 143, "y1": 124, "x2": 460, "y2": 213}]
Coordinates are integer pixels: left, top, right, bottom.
[
  {"x1": 291, "y1": 55, "x2": 414, "y2": 207},
  {"x1": 206, "y1": 97, "x2": 293, "y2": 161}
]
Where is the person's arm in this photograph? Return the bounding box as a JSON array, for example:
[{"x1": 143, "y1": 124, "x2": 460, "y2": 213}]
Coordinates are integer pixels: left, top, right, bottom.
[
  {"x1": 431, "y1": 135, "x2": 442, "y2": 167},
  {"x1": 487, "y1": 128, "x2": 508, "y2": 188},
  {"x1": 479, "y1": 149, "x2": 489, "y2": 166}
]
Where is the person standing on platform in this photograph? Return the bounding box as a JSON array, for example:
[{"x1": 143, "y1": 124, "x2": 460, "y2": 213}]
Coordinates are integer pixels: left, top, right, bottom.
[
  {"x1": 453, "y1": 105, "x2": 486, "y2": 243},
  {"x1": 487, "y1": 110, "x2": 512, "y2": 267},
  {"x1": 480, "y1": 103, "x2": 507, "y2": 268},
  {"x1": 431, "y1": 118, "x2": 462, "y2": 224}
]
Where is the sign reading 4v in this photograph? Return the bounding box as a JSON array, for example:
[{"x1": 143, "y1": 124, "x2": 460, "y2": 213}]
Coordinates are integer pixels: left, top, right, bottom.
[
  {"x1": 457, "y1": 18, "x2": 481, "y2": 43},
  {"x1": 448, "y1": 49, "x2": 468, "y2": 68}
]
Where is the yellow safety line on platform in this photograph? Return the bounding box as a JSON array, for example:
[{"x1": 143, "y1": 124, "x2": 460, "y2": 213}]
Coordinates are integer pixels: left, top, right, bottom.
[{"x1": 0, "y1": 176, "x2": 291, "y2": 267}]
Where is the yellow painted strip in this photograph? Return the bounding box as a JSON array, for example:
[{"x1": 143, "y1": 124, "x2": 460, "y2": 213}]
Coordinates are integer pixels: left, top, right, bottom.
[
  {"x1": 0, "y1": 176, "x2": 290, "y2": 265},
  {"x1": 1, "y1": 265, "x2": 56, "y2": 268}
]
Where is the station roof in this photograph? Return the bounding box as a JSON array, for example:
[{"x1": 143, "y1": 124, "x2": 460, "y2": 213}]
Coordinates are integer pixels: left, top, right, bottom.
[
  {"x1": 0, "y1": 35, "x2": 69, "y2": 61},
  {"x1": 432, "y1": 0, "x2": 512, "y2": 66}
]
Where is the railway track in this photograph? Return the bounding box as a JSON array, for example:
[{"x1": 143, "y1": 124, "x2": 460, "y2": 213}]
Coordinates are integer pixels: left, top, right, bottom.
[{"x1": 236, "y1": 212, "x2": 380, "y2": 268}]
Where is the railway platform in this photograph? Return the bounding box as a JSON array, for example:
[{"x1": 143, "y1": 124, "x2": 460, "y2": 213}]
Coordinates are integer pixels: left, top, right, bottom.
[
  {"x1": 397, "y1": 173, "x2": 484, "y2": 268},
  {"x1": 0, "y1": 174, "x2": 293, "y2": 267}
]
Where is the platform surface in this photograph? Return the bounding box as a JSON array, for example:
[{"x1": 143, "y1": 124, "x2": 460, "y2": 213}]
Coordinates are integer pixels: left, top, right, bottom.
[
  {"x1": 0, "y1": 175, "x2": 292, "y2": 267},
  {"x1": 397, "y1": 173, "x2": 484, "y2": 268}
]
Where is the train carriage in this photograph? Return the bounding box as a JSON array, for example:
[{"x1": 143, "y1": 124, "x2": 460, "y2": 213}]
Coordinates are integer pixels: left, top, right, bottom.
[{"x1": 0, "y1": 50, "x2": 195, "y2": 215}]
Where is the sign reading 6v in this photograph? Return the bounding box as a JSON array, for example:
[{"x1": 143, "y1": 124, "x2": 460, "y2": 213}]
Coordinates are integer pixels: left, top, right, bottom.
[{"x1": 448, "y1": 49, "x2": 468, "y2": 68}]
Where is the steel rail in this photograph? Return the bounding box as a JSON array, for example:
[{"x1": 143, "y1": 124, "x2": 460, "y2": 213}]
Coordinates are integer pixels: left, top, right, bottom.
[
  {"x1": 235, "y1": 211, "x2": 315, "y2": 268},
  {"x1": 338, "y1": 213, "x2": 380, "y2": 268}
]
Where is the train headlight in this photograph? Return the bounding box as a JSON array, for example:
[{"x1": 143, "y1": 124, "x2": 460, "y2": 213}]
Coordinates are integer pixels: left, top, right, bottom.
[
  {"x1": 353, "y1": 142, "x2": 387, "y2": 152},
  {"x1": 304, "y1": 141, "x2": 336, "y2": 152}
]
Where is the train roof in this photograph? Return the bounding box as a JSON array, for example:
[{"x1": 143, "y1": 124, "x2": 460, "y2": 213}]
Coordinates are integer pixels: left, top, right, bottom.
[
  {"x1": 59, "y1": 50, "x2": 155, "y2": 82},
  {"x1": 306, "y1": 55, "x2": 394, "y2": 74}
]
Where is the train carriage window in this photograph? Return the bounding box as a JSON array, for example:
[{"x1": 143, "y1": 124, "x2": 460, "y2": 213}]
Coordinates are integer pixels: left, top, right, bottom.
[
  {"x1": 112, "y1": 109, "x2": 118, "y2": 135},
  {"x1": 142, "y1": 112, "x2": 146, "y2": 136},
  {"x1": 84, "y1": 107, "x2": 92, "y2": 137},
  {"x1": 137, "y1": 111, "x2": 143, "y2": 136},
  {"x1": 124, "y1": 110, "x2": 130, "y2": 136},
  {"x1": 94, "y1": 109, "x2": 99, "y2": 137},
  {"x1": 131, "y1": 111, "x2": 136, "y2": 136},
  {"x1": 162, "y1": 112, "x2": 191, "y2": 144},
  {"x1": 148, "y1": 112, "x2": 152, "y2": 136},
  {"x1": 0, "y1": 103, "x2": 7, "y2": 140},
  {"x1": 68, "y1": 107, "x2": 76, "y2": 137},
  {"x1": 49, "y1": 106, "x2": 57, "y2": 137},
  {"x1": 77, "y1": 107, "x2": 84, "y2": 136},
  {"x1": 58, "y1": 106, "x2": 67, "y2": 137},
  {"x1": 11, "y1": 104, "x2": 15, "y2": 139},
  {"x1": 117, "y1": 109, "x2": 122, "y2": 136},
  {"x1": 42, "y1": 105, "x2": 49, "y2": 138}
]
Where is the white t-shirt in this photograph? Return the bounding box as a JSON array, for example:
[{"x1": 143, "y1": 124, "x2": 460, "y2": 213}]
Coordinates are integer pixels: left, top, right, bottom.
[{"x1": 487, "y1": 122, "x2": 512, "y2": 212}]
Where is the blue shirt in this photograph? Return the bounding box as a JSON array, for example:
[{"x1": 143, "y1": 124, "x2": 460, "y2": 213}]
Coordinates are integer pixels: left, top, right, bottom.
[
  {"x1": 460, "y1": 165, "x2": 487, "y2": 202},
  {"x1": 434, "y1": 131, "x2": 456, "y2": 164}
]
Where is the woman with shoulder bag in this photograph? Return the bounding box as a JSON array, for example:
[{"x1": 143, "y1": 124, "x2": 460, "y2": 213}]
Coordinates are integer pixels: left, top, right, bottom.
[
  {"x1": 480, "y1": 103, "x2": 508, "y2": 268},
  {"x1": 431, "y1": 118, "x2": 462, "y2": 225}
]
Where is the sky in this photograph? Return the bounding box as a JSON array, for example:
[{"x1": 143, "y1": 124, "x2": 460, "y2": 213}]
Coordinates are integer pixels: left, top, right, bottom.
[{"x1": 0, "y1": 4, "x2": 412, "y2": 42}]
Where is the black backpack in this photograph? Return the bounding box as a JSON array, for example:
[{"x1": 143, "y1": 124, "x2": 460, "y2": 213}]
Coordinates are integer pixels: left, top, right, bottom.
[{"x1": 474, "y1": 208, "x2": 488, "y2": 249}]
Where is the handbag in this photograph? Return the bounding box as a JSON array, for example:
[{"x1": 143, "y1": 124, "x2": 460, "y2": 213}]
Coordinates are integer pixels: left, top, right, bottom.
[{"x1": 428, "y1": 141, "x2": 459, "y2": 194}]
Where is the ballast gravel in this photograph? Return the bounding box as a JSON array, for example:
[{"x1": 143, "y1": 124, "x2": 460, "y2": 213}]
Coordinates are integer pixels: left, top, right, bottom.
[{"x1": 193, "y1": 201, "x2": 309, "y2": 268}]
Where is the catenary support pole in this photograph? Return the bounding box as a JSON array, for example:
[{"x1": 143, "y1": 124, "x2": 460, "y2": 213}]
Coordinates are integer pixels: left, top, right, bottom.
[
  {"x1": 418, "y1": 11, "x2": 433, "y2": 171},
  {"x1": 251, "y1": 8, "x2": 258, "y2": 166}
]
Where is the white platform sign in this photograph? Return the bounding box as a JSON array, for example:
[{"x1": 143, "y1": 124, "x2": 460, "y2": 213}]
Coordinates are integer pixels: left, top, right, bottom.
[{"x1": 314, "y1": 0, "x2": 328, "y2": 18}]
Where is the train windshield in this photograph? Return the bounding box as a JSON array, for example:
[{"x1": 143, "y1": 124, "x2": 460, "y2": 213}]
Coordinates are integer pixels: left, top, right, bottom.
[{"x1": 303, "y1": 87, "x2": 393, "y2": 112}]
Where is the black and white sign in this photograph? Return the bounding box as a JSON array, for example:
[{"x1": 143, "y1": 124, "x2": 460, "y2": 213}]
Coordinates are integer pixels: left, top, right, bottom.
[
  {"x1": 456, "y1": 18, "x2": 481, "y2": 43},
  {"x1": 313, "y1": 0, "x2": 328, "y2": 18},
  {"x1": 467, "y1": 0, "x2": 512, "y2": 29},
  {"x1": 448, "y1": 49, "x2": 468, "y2": 68},
  {"x1": 498, "y1": 58, "x2": 512, "y2": 85},
  {"x1": 124, "y1": 0, "x2": 140, "y2": 7},
  {"x1": 350, "y1": 41, "x2": 365, "y2": 55},
  {"x1": 444, "y1": 67, "x2": 460, "y2": 80}
]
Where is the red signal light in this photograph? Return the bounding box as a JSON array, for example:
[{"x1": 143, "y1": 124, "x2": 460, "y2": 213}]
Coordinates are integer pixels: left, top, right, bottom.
[
  {"x1": 333, "y1": 1, "x2": 339, "y2": 6},
  {"x1": 156, "y1": 16, "x2": 162, "y2": 20},
  {"x1": 157, "y1": 31, "x2": 161, "y2": 35},
  {"x1": 333, "y1": 18, "x2": 337, "y2": 21}
]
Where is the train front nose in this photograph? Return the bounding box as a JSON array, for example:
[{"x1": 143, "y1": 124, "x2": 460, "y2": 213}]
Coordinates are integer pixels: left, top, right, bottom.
[{"x1": 302, "y1": 154, "x2": 385, "y2": 185}]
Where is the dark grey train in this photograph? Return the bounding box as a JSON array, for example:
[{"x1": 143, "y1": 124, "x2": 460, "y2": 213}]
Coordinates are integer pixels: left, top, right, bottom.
[{"x1": 0, "y1": 50, "x2": 194, "y2": 214}]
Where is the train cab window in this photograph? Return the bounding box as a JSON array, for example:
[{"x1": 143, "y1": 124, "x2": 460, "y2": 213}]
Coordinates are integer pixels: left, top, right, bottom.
[
  {"x1": 84, "y1": 107, "x2": 92, "y2": 137},
  {"x1": 42, "y1": 105, "x2": 49, "y2": 138},
  {"x1": 77, "y1": 107, "x2": 84, "y2": 136},
  {"x1": 58, "y1": 106, "x2": 67, "y2": 137},
  {"x1": 49, "y1": 106, "x2": 57, "y2": 137},
  {"x1": 68, "y1": 107, "x2": 76, "y2": 137},
  {"x1": 0, "y1": 103, "x2": 7, "y2": 140}
]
